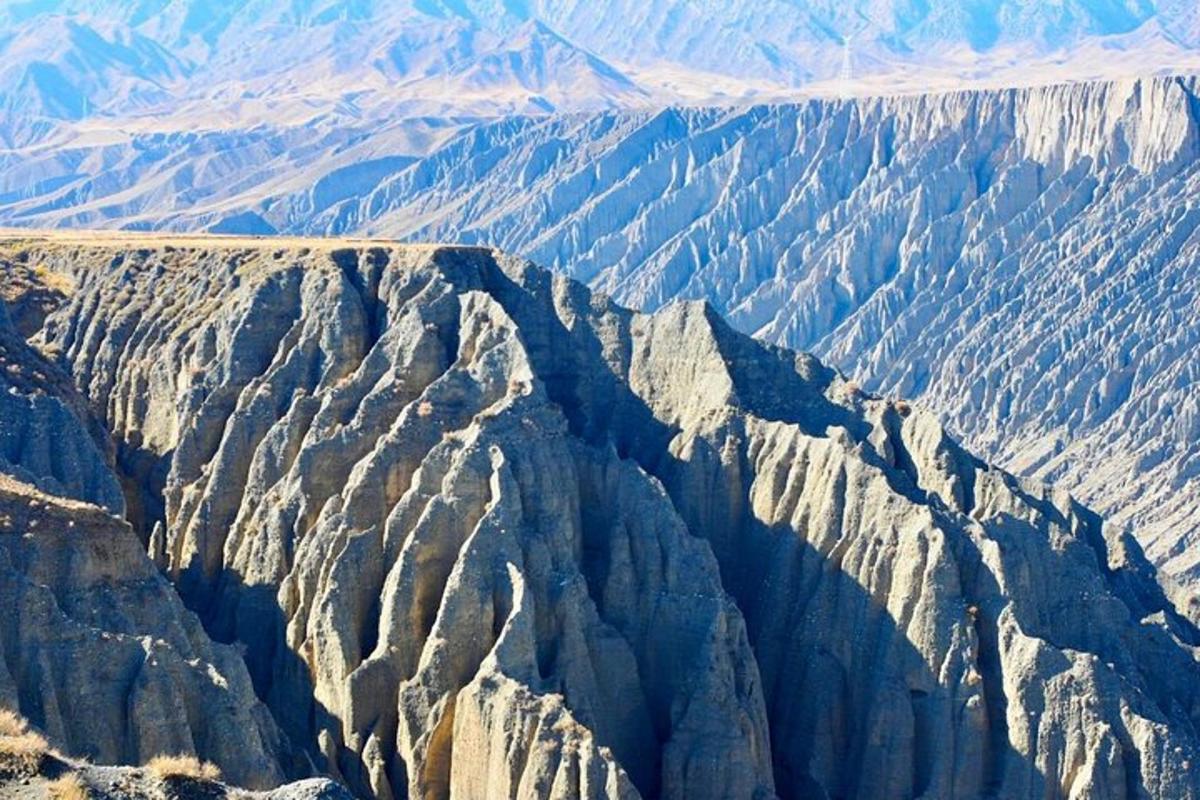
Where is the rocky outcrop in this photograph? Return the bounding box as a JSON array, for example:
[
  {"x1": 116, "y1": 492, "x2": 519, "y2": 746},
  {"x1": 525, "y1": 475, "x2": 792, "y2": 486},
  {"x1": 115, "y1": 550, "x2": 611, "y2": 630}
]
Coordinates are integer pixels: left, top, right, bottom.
[
  {"x1": 0, "y1": 252, "x2": 335, "y2": 791},
  {"x1": 14, "y1": 234, "x2": 1200, "y2": 799},
  {"x1": 0, "y1": 472, "x2": 310, "y2": 789},
  {"x1": 0, "y1": 259, "x2": 70, "y2": 338},
  {"x1": 0, "y1": 258, "x2": 124, "y2": 512},
  {"x1": 8, "y1": 77, "x2": 1197, "y2": 597}
]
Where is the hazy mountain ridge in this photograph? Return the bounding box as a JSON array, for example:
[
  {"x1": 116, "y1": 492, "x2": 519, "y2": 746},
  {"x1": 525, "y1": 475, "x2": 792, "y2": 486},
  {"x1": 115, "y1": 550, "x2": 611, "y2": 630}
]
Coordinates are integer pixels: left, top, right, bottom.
[{"x1": 3, "y1": 0, "x2": 1200, "y2": 146}]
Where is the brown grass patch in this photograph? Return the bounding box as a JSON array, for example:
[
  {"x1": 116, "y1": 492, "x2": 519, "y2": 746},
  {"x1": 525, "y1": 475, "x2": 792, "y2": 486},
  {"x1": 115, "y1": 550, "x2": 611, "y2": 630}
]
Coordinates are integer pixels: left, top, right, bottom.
[
  {"x1": 146, "y1": 754, "x2": 222, "y2": 783},
  {"x1": 0, "y1": 708, "x2": 49, "y2": 777},
  {"x1": 32, "y1": 264, "x2": 75, "y2": 295},
  {"x1": 47, "y1": 772, "x2": 91, "y2": 800},
  {"x1": 0, "y1": 708, "x2": 27, "y2": 737}
]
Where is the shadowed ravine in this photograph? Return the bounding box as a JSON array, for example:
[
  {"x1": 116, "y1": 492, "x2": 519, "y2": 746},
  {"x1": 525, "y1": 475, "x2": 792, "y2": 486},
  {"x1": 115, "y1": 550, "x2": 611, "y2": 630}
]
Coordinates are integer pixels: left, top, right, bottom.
[{"x1": 4, "y1": 234, "x2": 1200, "y2": 799}]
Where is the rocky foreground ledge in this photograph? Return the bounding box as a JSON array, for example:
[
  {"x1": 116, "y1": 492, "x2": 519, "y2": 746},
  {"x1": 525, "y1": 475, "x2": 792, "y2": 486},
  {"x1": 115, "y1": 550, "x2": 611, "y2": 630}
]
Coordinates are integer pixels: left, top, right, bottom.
[{"x1": 2, "y1": 232, "x2": 1200, "y2": 799}]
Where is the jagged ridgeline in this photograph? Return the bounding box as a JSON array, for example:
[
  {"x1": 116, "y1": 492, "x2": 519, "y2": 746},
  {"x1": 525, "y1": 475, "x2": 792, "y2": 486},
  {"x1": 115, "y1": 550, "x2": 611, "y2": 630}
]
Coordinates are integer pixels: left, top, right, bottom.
[
  {"x1": 3, "y1": 235, "x2": 1200, "y2": 799},
  {"x1": 9, "y1": 77, "x2": 1200, "y2": 592}
]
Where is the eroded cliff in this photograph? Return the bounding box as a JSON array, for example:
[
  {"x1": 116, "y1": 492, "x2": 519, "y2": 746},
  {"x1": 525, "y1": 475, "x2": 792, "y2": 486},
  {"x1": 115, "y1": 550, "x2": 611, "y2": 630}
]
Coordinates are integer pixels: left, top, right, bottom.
[
  {"x1": 5, "y1": 234, "x2": 1198, "y2": 799},
  {"x1": 0, "y1": 464, "x2": 302, "y2": 789},
  {"x1": 5, "y1": 78, "x2": 1198, "y2": 594},
  {"x1": 0, "y1": 257, "x2": 323, "y2": 793}
]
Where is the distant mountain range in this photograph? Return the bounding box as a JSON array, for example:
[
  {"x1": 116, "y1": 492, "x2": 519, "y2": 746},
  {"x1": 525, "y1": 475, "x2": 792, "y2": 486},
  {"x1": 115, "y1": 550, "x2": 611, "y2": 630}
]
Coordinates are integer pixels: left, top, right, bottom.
[{"x1": 3, "y1": 0, "x2": 1200, "y2": 145}]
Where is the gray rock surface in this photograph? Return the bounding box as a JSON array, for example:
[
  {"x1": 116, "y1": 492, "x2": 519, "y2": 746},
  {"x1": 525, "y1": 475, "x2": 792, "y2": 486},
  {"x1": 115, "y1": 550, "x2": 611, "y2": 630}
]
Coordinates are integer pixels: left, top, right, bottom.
[
  {"x1": 0, "y1": 257, "x2": 124, "y2": 512},
  {"x1": 0, "y1": 473, "x2": 302, "y2": 790},
  {"x1": 30, "y1": 75, "x2": 1195, "y2": 598},
  {"x1": 13, "y1": 234, "x2": 1200, "y2": 799},
  {"x1": 329, "y1": 74, "x2": 1198, "y2": 594}
]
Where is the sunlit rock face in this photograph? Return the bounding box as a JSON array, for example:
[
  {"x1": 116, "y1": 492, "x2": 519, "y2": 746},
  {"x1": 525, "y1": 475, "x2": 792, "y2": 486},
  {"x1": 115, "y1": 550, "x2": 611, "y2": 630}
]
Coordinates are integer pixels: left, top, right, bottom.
[
  {"x1": 0, "y1": 473, "x2": 309, "y2": 790},
  {"x1": 0, "y1": 277, "x2": 125, "y2": 513},
  {"x1": 0, "y1": 299, "x2": 306, "y2": 791},
  {"x1": 5, "y1": 77, "x2": 1198, "y2": 594},
  {"x1": 264, "y1": 75, "x2": 1200, "y2": 596},
  {"x1": 10, "y1": 236, "x2": 1200, "y2": 799}
]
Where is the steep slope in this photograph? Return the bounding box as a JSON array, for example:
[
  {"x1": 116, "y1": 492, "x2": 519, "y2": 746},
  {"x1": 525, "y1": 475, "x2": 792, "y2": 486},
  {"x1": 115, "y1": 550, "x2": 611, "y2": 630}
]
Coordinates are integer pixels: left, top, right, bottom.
[
  {"x1": 0, "y1": 260, "x2": 124, "y2": 511},
  {"x1": 30, "y1": 74, "x2": 1192, "y2": 594},
  {"x1": 12, "y1": 233, "x2": 1200, "y2": 799},
  {"x1": 0, "y1": 261, "x2": 333, "y2": 792},
  {"x1": 0, "y1": 470, "x2": 302, "y2": 788}
]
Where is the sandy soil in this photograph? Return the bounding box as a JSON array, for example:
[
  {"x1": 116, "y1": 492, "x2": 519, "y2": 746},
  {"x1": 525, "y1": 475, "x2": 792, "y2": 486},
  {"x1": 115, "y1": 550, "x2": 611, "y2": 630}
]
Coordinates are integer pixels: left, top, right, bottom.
[{"x1": 0, "y1": 228, "x2": 460, "y2": 252}]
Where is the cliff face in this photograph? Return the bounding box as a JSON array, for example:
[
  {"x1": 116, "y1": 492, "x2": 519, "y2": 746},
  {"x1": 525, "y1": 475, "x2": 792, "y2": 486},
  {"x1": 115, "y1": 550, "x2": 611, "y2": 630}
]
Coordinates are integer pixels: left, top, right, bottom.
[
  {"x1": 10, "y1": 235, "x2": 1200, "y2": 799},
  {"x1": 0, "y1": 253, "x2": 327, "y2": 793},
  {"x1": 0, "y1": 260, "x2": 123, "y2": 512},
  {"x1": 330, "y1": 76, "x2": 1200, "y2": 590},
  {"x1": 0, "y1": 474, "x2": 301, "y2": 789},
  {"x1": 9, "y1": 77, "x2": 1194, "y2": 594}
]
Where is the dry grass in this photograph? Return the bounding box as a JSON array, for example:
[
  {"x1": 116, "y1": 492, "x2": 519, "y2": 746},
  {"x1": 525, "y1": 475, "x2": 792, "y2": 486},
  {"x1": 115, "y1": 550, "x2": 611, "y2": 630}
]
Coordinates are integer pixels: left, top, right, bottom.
[
  {"x1": 0, "y1": 229, "x2": 447, "y2": 253},
  {"x1": 0, "y1": 707, "x2": 50, "y2": 777},
  {"x1": 47, "y1": 771, "x2": 91, "y2": 800},
  {"x1": 0, "y1": 709, "x2": 27, "y2": 737},
  {"x1": 146, "y1": 754, "x2": 222, "y2": 783},
  {"x1": 32, "y1": 264, "x2": 75, "y2": 295}
]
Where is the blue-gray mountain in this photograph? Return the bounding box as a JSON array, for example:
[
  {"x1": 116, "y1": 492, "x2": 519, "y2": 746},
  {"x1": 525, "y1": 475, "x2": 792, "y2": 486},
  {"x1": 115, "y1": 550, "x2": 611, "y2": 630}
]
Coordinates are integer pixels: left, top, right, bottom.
[
  {"x1": 2, "y1": 0, "x2": 1199, "y2": 144},
  {"x1": 7, "y1": 75, "x2": 1199, "y2": 601}
]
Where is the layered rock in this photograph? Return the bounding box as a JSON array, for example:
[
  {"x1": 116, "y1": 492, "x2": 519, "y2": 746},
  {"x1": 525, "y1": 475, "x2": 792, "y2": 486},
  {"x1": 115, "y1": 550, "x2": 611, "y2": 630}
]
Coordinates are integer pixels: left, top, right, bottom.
[
  {"x1": 0, "y1": 257, "x2": 124, "y2": 512},
  {"x1": 14, "y1": 234, "x2": 1200, "y2": 799},
  {"x1": 0, "y1": 473, "x2": 303, "y2": 789}
]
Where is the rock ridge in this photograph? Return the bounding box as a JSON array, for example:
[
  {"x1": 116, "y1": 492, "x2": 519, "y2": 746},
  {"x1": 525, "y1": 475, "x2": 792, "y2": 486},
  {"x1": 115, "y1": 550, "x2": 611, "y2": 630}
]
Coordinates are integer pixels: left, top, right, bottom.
[
  {"x1": 6, "y1": 76, "x2": 1197, "y2": 597},
  {"x1": 5, "y1": 236, "x2": 1200, "y2": 799},
  {"x1": 0, "y1": 471, "x2": 306, "y2": 790}
]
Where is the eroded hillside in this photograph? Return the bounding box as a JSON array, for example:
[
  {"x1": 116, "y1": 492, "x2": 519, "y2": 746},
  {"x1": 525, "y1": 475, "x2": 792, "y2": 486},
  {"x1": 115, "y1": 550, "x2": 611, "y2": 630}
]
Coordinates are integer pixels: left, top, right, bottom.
[
  {"x1": 7, "y1": 77, "x2": 1198, "y2": 596},
  {"x1": 3, "y1": 234, "x2": 1199, "y2": 799},
  {"x1": 0, "y1": 267, "x2": 344, "y2": 796}
]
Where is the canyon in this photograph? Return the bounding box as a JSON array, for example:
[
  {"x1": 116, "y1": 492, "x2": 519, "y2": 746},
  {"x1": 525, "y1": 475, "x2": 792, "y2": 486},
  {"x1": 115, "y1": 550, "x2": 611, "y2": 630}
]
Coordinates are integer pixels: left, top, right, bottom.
[
  {"x1": 2, "y1": 234, "x2": 1199, "y2": 798},
  {"x1": 8, "y1": 75, "x2": 1197, "y2": 602}
]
